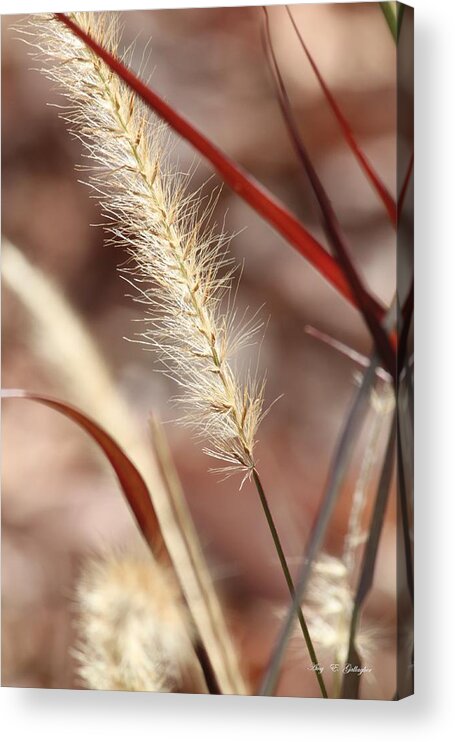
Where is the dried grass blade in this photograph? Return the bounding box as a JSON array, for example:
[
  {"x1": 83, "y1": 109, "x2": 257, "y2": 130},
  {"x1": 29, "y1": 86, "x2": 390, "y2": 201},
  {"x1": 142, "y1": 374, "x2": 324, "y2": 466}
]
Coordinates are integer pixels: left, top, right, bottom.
[{"x1": 150, "y1": 416, "x2": 247, "y2": 694}]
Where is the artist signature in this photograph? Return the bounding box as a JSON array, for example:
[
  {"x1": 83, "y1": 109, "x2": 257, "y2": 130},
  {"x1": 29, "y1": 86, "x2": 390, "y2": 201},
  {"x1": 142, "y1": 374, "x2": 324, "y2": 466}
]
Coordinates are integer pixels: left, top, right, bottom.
[{"x1": 307, "y1": 663, "x2": 372, "y2": 676}]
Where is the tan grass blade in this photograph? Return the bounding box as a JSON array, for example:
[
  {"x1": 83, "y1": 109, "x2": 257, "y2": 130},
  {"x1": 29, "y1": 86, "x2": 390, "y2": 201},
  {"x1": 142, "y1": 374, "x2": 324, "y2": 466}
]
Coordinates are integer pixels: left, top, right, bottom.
[{"x1": 150, "y1": 416, "x2": 248, "y2": 694}]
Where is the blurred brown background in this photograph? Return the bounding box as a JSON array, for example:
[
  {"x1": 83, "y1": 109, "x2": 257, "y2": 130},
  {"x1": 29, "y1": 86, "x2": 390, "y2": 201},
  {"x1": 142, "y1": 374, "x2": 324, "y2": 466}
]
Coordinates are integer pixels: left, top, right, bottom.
[{"x1": 2, "y1": 4, "x2": 400, "y2": 698}]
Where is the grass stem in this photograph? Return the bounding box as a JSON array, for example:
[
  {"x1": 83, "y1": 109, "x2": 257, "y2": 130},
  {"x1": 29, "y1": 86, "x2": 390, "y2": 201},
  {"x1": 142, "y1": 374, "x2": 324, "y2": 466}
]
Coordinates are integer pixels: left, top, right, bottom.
[{"x1": 252, "y1": 469, "x2": 328, "y2": 698}]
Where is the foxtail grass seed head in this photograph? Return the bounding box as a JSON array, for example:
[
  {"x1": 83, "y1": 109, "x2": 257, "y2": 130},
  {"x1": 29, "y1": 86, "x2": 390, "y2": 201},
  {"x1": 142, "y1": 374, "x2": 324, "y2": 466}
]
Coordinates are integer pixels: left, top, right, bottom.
[
  {"x1": 26, "y1": 12, "x2": 265, "y2": 483},
  {"x1": 74, "y1": 552, "x2": 203, "y2": 692}
]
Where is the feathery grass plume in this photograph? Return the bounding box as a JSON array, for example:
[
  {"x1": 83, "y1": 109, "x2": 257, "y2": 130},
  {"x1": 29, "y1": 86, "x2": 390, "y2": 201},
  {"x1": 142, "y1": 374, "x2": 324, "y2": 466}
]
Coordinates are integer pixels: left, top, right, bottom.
[
  {"x1": 24, "y1": 12, "x2": 327, "y2": 695},
  {"x1": 25, "y1": 12, "x2": 264, "y2": 484},
  {"x1": 75, "y1": 551, "x2": 206, "y2": 692}
]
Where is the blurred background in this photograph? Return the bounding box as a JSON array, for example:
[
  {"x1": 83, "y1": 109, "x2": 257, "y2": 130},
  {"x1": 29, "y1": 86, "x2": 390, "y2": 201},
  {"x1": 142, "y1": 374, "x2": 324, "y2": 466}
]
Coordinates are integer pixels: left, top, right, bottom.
[{"x1": 2, "y1": 4, "x2": 405, "y2": 698}]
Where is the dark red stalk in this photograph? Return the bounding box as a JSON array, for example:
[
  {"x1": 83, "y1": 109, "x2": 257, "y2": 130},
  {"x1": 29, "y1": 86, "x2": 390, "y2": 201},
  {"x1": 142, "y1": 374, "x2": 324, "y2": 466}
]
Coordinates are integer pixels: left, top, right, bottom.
[
  {"x1": 54, "y1": 12, "x2": 388, "y2": 327},
  {"x1": 263, "y1": 10, "x2": 396, "y2": 375},
  {"x1": 285, "y1": 6, "x2": 397, "y2": 227}
]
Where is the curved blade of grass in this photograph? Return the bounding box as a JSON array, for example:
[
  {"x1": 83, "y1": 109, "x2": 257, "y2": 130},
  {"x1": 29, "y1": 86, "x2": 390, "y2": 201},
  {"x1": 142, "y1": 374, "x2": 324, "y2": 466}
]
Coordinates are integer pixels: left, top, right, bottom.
[
  {"x1": 285, "y1": 6, "x2": 397, "y2": 226},
  {"x1": 341, "y1": 418, "x2": 396, "y2": 699},
  {"x1": 262, "y1": 9, "x2": 396, "y2": 376},
  {"x1": 54, "y1": 12, "x2": 388, "y2": 325},
  {"x1": 1, "y1": 389, "x2": 165, "y2": 554}
]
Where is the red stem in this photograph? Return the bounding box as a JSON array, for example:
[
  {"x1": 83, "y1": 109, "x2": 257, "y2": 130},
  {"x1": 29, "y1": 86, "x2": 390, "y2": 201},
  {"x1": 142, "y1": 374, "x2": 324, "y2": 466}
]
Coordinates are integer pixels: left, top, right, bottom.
[{"x1": 285, "y1": 6, "x2": 397, "y2": 227}]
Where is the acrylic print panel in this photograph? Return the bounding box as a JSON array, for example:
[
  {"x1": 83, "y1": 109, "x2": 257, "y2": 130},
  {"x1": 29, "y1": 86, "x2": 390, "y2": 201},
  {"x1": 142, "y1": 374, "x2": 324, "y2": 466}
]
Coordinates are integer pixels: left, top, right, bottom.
[{"x1": 1, "y1": 3, "x2": 413, "y2": 699}]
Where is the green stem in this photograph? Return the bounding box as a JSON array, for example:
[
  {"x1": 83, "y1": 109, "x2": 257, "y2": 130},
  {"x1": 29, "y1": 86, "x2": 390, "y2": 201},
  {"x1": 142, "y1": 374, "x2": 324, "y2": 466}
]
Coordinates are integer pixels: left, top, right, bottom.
[{"x1": 252, "y1": 469, "x2": 328, "y2": 698}]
